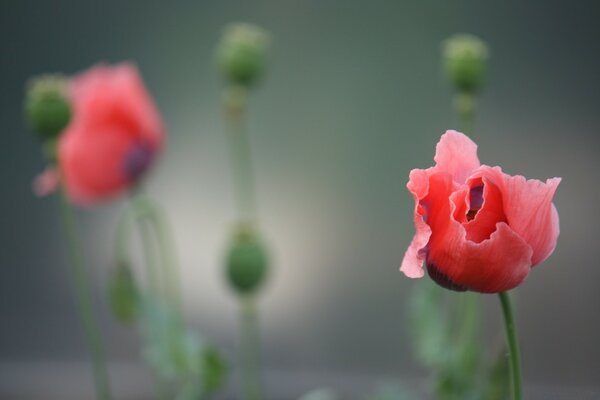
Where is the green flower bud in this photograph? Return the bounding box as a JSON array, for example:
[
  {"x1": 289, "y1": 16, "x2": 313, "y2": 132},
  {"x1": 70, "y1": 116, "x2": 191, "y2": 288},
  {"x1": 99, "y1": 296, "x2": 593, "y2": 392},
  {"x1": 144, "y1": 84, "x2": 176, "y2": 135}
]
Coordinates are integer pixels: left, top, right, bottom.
[
  {"x1": 108, "y1": 260, "x2": 139, "y2": 323},
  {"x1": 25, "y1": 74, "x2": 71, "y2": 140},
  {"x1": 225, "y1": 224, "x2": 269, "y2": 295},
  {"x1": 442, "y1": 34, "x2": 489, "y2": 93},
  {"x1": 216, "y1": 23, "x2": 270, "y2": 86}
]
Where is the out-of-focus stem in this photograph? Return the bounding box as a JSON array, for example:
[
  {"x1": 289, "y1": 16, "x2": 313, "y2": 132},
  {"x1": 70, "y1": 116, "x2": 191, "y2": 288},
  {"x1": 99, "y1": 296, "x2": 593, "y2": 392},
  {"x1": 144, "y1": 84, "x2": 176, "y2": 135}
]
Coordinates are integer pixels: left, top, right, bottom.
[
  {"x1": 58, "y1": 191, "x2": 112, "y2": 400},
  {"x1": 454, "y1": 92, "x2": 475, "y2": 136},
  {"x1": 240, "y1": 297, "x2": 264, "y2": 400},
  {"x1": 223, "y1": 85, "x2": 258, "y2": 223},
  {"x1": 128, "y1": 191, "x2": 184, "y2": 320},
  {"x1": 223, "y1": 85, "x2": 264, "y2": 400}
]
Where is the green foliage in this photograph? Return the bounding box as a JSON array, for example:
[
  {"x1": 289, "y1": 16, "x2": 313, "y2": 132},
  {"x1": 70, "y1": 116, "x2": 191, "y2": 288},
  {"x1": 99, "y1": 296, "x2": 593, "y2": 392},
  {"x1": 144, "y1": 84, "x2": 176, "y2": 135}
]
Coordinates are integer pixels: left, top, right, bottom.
[
  {"x1": 140, "y1": 297, "x2": 227, "y2": 398},
  {"x1": 409, "y1": 279, "x2": 449, "y2": 368},
  {"x1": 483, "y1": 348, "x2": 510, "y2": 400},
  {"x1": 409, "y1": 280, "x2": 485, "y2": 400},
  {"x1": 108, "y1": 261, "x2": 139, "y2": 323}
]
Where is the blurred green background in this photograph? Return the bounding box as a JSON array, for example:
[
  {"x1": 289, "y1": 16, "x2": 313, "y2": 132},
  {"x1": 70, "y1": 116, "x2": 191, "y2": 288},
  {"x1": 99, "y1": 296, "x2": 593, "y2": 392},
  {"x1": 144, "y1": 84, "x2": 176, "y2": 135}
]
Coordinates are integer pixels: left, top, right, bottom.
[{"x1": 1, "y1": 0, "x2": 599, "y2": 398}]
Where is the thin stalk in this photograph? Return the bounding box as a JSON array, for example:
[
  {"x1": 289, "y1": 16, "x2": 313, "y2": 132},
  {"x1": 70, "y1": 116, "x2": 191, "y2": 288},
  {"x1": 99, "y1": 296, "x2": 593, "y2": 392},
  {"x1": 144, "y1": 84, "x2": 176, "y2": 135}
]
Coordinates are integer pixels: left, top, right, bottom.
[
  {"x1": 58, "y1": 191, "x2": 112, "y2": 400},
  {"x1": 240, "y1": 297, "x2": 264, "y2": 400},
  {"x1": 132, "y1": 199, "x2": 161, "y2": 299},
  {"x1": 144, "y1": 201, "x2": 184, "y2": 319},
  {"x1": 454, "y1": 92, "x2": 475, "y2": 136},
  {"x1": 498, "y1": 292, "x2": 522, "y2": 400},
  {"x1": 129, "y1": 192, "x2": 184, "y2": 320},
  {"x1": 223, "y1": 85, "x2": 258, "y2": 222}
]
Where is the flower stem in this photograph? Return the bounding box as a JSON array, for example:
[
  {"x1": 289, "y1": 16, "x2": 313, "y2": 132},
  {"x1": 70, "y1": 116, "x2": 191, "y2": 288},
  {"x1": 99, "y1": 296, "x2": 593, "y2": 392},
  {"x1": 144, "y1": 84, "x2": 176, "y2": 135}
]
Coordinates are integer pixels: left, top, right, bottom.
[
  {"x1": 223, "y1": 85, "x2": 257, "y2": 222},
  {"x1": 58, "y1": 191, "x2": 112, "y2": 400},
  {"x1": 498, "y1": 291, "x2": 522, "y2": 400},
  {"x1": 454, "y1": 92, "x2": 475, "y2": 136},
  {"x1": 240, "y1": 297, "x2": 264, "y2": 400},
  {"x1": 126, "y1": 191, "x2": 184, "y2": 319},
  {"x1": 223, "y1": 84, "x2": 265, "y2": 400}
]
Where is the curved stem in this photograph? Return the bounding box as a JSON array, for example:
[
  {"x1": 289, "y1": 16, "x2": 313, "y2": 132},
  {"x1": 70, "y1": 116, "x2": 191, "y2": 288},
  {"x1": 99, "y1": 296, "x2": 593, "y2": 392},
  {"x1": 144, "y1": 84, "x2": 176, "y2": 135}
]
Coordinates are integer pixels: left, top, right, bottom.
[
  {"x1": 58, "y1": 191, "x2": 112, "y2": 400},
  {"x1": 131, "y1": 196, "x2": 162, "y2": 299},
  {"x1": 128, "y1": 192, "x2": 184, "y2": 320},
  {"x1": 240, "y1": 297, "x2": 264, "y2": 400},
  {"x1": 498, "y1": 292, "x2": 522, "y2": 400}
]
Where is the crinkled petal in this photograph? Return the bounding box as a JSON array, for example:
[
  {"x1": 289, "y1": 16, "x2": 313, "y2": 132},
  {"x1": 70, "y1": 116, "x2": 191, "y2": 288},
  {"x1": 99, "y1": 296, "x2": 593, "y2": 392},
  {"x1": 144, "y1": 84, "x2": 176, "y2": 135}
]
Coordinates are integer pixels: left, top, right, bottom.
[
  {"x1": 400, "y1": 169, "x2": 432, "y2": 278},
  {"x1": 434, "y1": 130, "x2": 480, "y2": 184},
  {"x1": 59, "y1": 123, "x2": 134, "y2": 205},
  {"x1": 424, "y1": 171, "x2": 534, "y2": 293},
  {"x1": 428, "y1": 220, "x2": 534, "y2": 293},
  {"x1": 69, "y1": 63, "x2": 164, "y2": 149},
  {"x1": 502, "y1": 175, "x2": 561, "y2": 266},
  {"x1": 463, "y1": 175, "x2": 507, "y2": 242}
]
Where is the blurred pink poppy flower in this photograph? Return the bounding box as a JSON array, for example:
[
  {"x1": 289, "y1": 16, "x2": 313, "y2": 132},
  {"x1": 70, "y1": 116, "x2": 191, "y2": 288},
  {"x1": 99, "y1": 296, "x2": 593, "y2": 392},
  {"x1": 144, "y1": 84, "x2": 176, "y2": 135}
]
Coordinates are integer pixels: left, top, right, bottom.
[
  {"x1": 401, "y1": 130, "x2": 560, "y2": 293},
  {"x1": 58, "y1": 63, "x2": 165, "y2": 205}
]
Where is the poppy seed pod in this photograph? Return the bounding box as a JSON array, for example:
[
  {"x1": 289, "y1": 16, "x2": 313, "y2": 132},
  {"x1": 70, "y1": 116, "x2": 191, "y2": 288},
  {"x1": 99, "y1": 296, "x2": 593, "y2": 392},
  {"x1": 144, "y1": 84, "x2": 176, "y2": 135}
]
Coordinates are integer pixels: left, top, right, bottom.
[
  {"x1": 216, "y1": 23, "x2": 270, "y2": 86},
  {"x1": 25, "y1": 75, "x2": 72, "y2": 140},
  {"x1": 225, "y1": 225, "x2": 269, "y2": 296},
  {"x1": 443, "y1": 34, "x2": 489, "y2": 93}
]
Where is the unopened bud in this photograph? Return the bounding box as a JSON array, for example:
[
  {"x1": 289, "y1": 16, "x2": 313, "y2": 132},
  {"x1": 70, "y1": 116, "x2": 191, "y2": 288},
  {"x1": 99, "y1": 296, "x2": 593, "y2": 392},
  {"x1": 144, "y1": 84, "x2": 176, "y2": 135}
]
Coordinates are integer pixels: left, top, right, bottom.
[
  {"x1": 225, "y1": 224, "x2": 269, "y2": 295},
  {"x1": 108, "y1": 261, "x2": 139, "y2": 323},
  {"x1": 216, "y1": 23, "x2": 270, "y2": 86},
  {"x1": 25, "y1": 74, "x2": 71, "y2": 140},
  {"x1": 442, "y1": 34, "x2": 489, "y2": 93}
]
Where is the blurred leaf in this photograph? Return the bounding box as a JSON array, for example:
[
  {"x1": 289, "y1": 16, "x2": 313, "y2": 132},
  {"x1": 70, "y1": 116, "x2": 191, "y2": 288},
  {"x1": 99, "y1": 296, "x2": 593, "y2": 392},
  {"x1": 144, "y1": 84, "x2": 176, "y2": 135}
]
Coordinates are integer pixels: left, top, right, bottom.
[
  {"x1": 139, "y1": 296, "x2": 227, "y2": 398},
  {"x1": 200, "y1": 346, "x2": 228, "y2": 394},
  {"x1": 409, "y1": 280, "x2": 485, "y2": 400},
  {"x1": 433, "y1": 297, "x2": 483, "y2": 400},
  {"x1": 298, "y1": 388, "x2": 338, "y2": 400},
  {"x1": 408, "y1": 279, "x2": 450, "y2": 368},
  {"x1": 482, "y1": 347, "x2": 510, "y2": 400},
  {"x1": 108, "y1": 261, "x2": 139, "y2": 323},
  {"x1": 366, "y1": 383, "x2": 413, "y2": 400}
]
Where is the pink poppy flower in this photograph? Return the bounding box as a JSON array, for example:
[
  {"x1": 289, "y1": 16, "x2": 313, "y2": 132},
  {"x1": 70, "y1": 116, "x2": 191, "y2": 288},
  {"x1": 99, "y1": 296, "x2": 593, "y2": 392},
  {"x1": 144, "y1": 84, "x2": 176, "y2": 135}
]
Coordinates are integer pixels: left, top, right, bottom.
[
  {"x1": 58, "y1": 63, "x2": 165, "y2": 205},
  {"x1": 401, "y1": 130, "x2": 560, "y2": 293}
]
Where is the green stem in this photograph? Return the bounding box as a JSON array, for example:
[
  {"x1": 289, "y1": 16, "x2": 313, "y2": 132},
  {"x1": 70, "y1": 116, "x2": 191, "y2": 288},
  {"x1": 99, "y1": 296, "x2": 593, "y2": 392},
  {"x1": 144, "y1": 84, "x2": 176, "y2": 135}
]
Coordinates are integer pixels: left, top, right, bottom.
[
  {"x1": 454, "y1": 92, "x2": 475, "y2": 136},
  {"x1": 498, "y1": 292, "x2": 522, "y2": 400},
  {"x1": 240, "y1": 297, "x2": 263, "y2": 400},
  {"x1": 132, "y1": 198, "x2": 162, "y2": 299},
  {"x1": 144, "y1": 201, "x2": 184, "y2": 319},
  {"x1": 128, "y1": 192, "x2": 184, "y2": 320},
  {"x1": 224, "y1": 85, "x2": 258, "y2": 222},
  {"x1": 58, "y1": 191, "x2": 112, "y2": 400}
]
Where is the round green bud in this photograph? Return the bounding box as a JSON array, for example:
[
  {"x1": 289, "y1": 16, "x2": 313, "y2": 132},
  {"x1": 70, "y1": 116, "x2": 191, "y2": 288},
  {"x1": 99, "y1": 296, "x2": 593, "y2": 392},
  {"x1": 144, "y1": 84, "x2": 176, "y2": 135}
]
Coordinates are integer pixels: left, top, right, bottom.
[
  {"x1": 25, "y1": 74, "x2": 71, "y2": 140},
  {"x1": 442, "y1": 34, "x2": 489, "y2": 93},
  {"x1": 225, "y1": 224, "x2": 269, "y2": 295},
  {"x1": 216, "y1": 23, "x2": 270, "y2": 86},
  {"x1": 108, "y1": 260, "x2": 139, "y2": 323}
]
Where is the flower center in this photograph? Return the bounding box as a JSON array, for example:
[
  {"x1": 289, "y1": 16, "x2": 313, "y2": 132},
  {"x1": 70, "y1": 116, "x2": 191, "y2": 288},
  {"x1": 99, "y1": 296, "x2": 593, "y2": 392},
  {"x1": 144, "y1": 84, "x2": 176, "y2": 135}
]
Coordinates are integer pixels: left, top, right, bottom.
[
  {"x1": 466, "y1": 185, "x2": 484, "y2": 221},
  {"x1": 124, "y1": 141, "x2": 154, "y2": 182}
]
